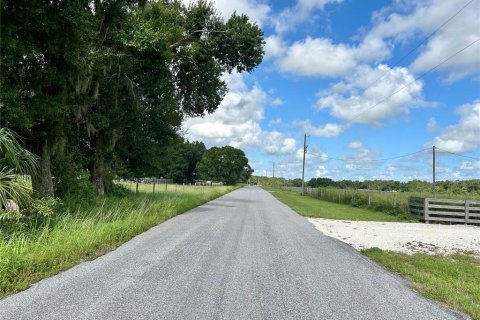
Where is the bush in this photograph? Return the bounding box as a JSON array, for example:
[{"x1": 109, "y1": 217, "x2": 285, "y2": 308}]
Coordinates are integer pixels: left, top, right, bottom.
[{"x1": 108, "y1": 183, "x2": 131, "y2": 197}]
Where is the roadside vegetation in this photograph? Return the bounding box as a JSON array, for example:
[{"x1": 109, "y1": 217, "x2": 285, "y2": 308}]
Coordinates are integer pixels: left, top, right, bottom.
[
  {"x1": 256, "y1": 176, "x2": 480, "y2": 217},
  {"x1": 364, "y1": 248, "x2": 480, "y2": 320},
  {"x1": 0, "y1": 185, "x2": 236, "y2": 298},
  {"x1": 264, "y1": 186, "x2": 413, "y2": 222}
]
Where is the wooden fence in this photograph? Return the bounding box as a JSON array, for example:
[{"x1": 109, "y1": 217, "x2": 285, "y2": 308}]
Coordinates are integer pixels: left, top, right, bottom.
[{"x1": 409, "y1": 197, "x2": 480, "y2": 225}]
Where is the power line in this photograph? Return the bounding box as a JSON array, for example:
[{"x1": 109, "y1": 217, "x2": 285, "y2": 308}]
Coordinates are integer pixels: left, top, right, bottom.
[
  {"x1": 361, "y1": 0, "x2": 476, "y2": 92},
  {"x1": 308, "y1": 148, "x2": 431, "y2": 162},
  {"x1": 346, "y1": 37, "x2": 480, "y2": 123},
  {"x1": 435, "y1": 147, "x2": 480, "y2": 160}
]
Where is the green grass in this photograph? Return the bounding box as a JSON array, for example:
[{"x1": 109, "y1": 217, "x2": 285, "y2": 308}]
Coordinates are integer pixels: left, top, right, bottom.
[
  {"x1": 0, "y1": 185, "x2": 237, "y2": 298},
  {"x1": 303, "y1": 187, "x2": 480, "y2": 217},
  {"x1": 364, "y1": 248, "x2": 480, "y2": 320},
  {"x1": 265, "y1": 187, "x2": 413, "y2": 222}
]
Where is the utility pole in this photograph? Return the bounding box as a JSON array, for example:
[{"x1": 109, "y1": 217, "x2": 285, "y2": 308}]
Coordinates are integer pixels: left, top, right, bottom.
[
  {"x1": 273, "y1": 162, "x2": 275, "y2": 178},
  {"x1": 265, "y1": 169, "x2": 268, "y2": 178},
  {"x1": 301, "y1": 133, "x2": 307, "y2": 195},
  {"x1": 432, "y1": 145, "x2": 436, "y2": 192}
]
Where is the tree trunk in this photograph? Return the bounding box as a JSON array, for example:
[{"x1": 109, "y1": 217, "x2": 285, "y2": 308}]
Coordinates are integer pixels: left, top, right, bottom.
[
  {"x1": 32, "y1": 142, "x2": 55, "y2": 197},
  {"x1": 93, "y1": 136, "x2": 105, "y2": 195}
]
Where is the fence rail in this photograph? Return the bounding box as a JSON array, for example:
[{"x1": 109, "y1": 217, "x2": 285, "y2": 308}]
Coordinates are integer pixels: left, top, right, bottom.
[{"x1": 409, "y1": 197, "x2": 480, "y2": 225}]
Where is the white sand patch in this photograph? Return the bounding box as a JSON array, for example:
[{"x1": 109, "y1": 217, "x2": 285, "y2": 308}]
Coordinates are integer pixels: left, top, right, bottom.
[{"x1": 308, "y1": 218, "x2": 480, "y2": 257}]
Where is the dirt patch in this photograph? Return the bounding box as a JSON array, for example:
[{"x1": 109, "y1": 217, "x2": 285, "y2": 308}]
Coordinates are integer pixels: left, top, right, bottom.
[{"x1": 308, "y1": 218, "x2": 480, "y2": 257}]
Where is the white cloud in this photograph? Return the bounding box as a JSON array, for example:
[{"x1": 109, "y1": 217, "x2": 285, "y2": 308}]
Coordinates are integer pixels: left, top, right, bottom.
[
  {"x1": 293, "y1": 120, "x2": 346, "y2": 137},
  {"x1": 369, "y1": 0, "x2": 480, "y2": 80},
  {"x1": 262, "y1": 132, "x2": 296, "y2": 155},
  {"x1": 430, "y1": 100, "x2": 480, "y2": 153},
  {"x1": 272, "y1": 0, "x2": 343, "y2": 33},
  {"x1": 268, "y1": 118, "x2": 282, "y2": 126},
  {"x1": 316, "y1": 64, "x2": 424, "y2": 125},
  {"x1": 314, "y1": 165, "x2": 328, "y2": 177},
  {"x1": 278, "y1": 37, "x2": 356, "y2": 77},
  {"x1": 270, "y1": 97, "x2": 283, "y2": 106},
  {"x1": 271, "y1": 0, "x2": 479, "y2": 80},
  {"x1": 348, "y1": 141, "x2": 363, "y2": 149},
  {"x1": 426, "y1": 117, "x2": 437, "y2": 133},
  {"x1": 264, "y1": 35, "x2": 287, "y2": 60},
  {"x1": 201, "y1": 0, "x2": 270, "y2": 26},
  {"x1": 460, "y1": 160, "x2": 480, "y2": 170},
  {"x1": 275, "y1": 34, "x2": 391, "y2": 77},
  {"x1": 183, "y1": 72, "x2": 296, "y2": 156}
]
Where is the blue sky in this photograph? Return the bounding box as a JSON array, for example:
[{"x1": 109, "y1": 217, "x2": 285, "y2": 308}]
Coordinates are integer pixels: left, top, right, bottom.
[{"x1": 183, "y1": 0, "x2": 480, "y2": 181}]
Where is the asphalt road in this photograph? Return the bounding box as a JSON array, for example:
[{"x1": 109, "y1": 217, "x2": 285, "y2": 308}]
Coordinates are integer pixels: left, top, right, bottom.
[{"x1": 0, "y1": 186, "x2": 466, "y2": 320}]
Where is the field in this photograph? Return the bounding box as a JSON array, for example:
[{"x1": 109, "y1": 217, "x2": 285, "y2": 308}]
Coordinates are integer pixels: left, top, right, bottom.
[
  {"x1": 265, "y1": 187, "x2": 412, "y2": 222},
  {"x1": 284, "y1": 186, "x2": 480, "y2": 217},
  {"x1": 0, "y1": 184, "x2": 236, "y2": 298}
]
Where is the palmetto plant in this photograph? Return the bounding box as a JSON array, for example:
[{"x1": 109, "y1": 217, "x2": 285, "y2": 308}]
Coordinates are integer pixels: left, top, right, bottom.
[{"x1": 0, "y1": 127, "x2": 38, "y2": 208}]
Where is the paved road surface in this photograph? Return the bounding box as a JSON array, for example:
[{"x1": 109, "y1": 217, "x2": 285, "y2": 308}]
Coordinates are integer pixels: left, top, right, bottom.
[{"x1": 0, "y1": 187, "x2": 466, "y2": 320}]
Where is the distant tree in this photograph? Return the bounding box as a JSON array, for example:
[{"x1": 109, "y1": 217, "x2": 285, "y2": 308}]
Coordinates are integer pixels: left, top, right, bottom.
[
  {"x1": 291, "y1": 178, "x2": 303, "y2": 187},
  {"x1": 196, "y1": 146, "x2": 250, "y2": 185},
  {"x1": 307, "y1": 177, "x2": 335, "y2": 188},
  {"x1": 165, "y1": 139, "x2": 206, "y2": 183}
]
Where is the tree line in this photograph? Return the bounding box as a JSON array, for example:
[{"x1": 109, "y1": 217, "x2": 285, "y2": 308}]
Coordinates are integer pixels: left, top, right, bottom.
[
  {"x1": 1, "y1": 0, "x2": 263, "y2": 198},
  {"x1": 253, "y1": 176, "x2": 480, "y2": 194}
]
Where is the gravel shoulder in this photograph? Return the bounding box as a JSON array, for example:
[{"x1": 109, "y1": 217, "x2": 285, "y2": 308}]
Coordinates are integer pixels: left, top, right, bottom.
[{"x1": 309, "y1": 218, "x2": 480, "y2": 257}]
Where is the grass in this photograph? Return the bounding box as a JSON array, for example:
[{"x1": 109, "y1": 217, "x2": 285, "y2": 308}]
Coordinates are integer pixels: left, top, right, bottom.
[
  {"x1": 0, "y1": 185, "x2": 237, "y2": 298},
  {"x1": 364, "y1": 248, "x2": 480, "y2": 320},
  {"x1": 301, "y1": 187, "x2": 480, "y2": 217},
  {"x1": 265, "y1": 186, "x2": 413, "y2": 222}
]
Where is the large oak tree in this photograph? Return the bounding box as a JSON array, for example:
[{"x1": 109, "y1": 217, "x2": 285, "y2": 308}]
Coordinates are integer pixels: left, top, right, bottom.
[{"x1": 1, "y1": 0, "x2": 264, "y2": 195}]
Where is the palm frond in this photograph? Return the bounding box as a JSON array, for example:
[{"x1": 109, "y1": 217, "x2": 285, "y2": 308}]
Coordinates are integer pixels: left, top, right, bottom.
[{"x1": 0, "y1": 127, "x2": 38, "y2": 175}]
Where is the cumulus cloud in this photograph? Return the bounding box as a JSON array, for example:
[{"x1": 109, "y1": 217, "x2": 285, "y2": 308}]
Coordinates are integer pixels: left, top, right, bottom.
[
  {"x1": 274, "y1": 30, "x2": 392, "y2": 77},
  {"x1": 314, "y1": 165, "x2": 328, "y2": 177},
  {"x1": 262, "y1": 132, "x2": 296, "y2": 155},
  {"x1": 316, "y1": 64, "x2": 424, "y2": 125},
  {"x1": 430, "y1": 100, "x2": 480, "y2": 153},
  {"x1": 293, "y1": 120, "x2": 346, "y2": 137},
  {"x1": 183, "y1": 72, "x2": 296, "y2": 156},
  {"x1": 268, "y1": 118, "x2": 283, "y2": 126},
  {"x1": 369, "y1": 0, "x2": 480, "y2": 80},
  {"x1": 272, "y1": 0, "x2": 343, "y2": 33},
  {"x1": 268, "y1": 0, "x2": 479, "y2": 81},
  {"x1": 185, "y1": 0, "x2": 270, "y2": 26},
  {"x1": 264, "y1": 35, "x2": 287, "y2": 60},
  {"x1": 460, "y1": 160, "x2": 480, "y2": 170},
  {"x1": 270, "y1": 97, "x2": 284, "y2": 106},
  {"x1": 278, "y1": 37, "x2": 357, "y2": 77}
]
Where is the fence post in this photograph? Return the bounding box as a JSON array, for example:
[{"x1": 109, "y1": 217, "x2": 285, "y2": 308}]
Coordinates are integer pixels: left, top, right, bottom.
[
  {"x1": 424, "y1": 198, "x2": 430, "y2": 224},
  {"x1": 136, "y1": 181, "x2": 139, "y2": 194},
  {"x1": 175, "y1": 183, "x2": 177, "y2": 192},
  {"x1": 465, "y1": 200, "x2": 470, "y2": 225},
  {"x1": 393, "y1": 193, "x2": 397, "y2": 207},
  {"x1": 368, "y1": 193, "x2": 371, "y2": 207},
  {"x1": 165, "y1": 179, "x2": 167, "y2": 192},
  {"x1": 153, "y1": 179, "x2": 156, "y2": 193}
]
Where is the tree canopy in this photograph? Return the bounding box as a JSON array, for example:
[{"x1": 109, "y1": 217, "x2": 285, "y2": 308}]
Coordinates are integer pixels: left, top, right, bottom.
[
  {"x1": 196, "y1": 146, "x2": 252, "y2": 185},
  {"x1": 1, "y1": 0, "x2": 264, "y2": 196}
]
